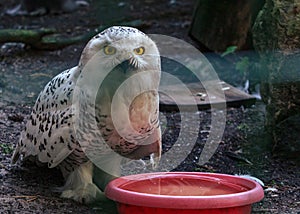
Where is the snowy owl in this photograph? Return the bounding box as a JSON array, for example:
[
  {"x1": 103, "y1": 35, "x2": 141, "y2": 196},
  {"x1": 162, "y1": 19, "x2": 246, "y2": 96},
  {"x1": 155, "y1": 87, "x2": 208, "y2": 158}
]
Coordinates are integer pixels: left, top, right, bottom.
[{"x1": 12, "y1": 26, "x2": 162, "y2": 203}]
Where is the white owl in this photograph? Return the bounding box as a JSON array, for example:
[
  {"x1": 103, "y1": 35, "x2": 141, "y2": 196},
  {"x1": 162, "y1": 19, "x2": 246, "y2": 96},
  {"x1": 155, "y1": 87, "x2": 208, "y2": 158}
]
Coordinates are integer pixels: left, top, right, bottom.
[{"x1": 11, "y1": 26, "x2": 162, "y2": 203}]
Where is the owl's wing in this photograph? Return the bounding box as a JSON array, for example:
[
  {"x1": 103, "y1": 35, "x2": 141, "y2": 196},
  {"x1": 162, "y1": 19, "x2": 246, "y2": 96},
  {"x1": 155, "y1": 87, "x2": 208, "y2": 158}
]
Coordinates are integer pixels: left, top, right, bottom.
[{"x1": 12, "y1": 67, "x2": 81, "y2": 168}]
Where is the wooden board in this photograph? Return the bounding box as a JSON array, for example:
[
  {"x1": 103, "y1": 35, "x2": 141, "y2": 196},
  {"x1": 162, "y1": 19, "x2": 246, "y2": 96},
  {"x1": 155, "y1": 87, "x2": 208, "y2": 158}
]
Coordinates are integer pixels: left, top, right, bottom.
[{"x1": 159, "y1": 80, "x2": 256, "y2": 111}]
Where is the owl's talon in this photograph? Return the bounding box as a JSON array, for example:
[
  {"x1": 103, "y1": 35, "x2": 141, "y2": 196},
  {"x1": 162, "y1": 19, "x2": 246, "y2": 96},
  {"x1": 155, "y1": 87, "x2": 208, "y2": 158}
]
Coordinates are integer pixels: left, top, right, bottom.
[{"x1": 61, "y1": 183, "x2": 102, "y2": 204}]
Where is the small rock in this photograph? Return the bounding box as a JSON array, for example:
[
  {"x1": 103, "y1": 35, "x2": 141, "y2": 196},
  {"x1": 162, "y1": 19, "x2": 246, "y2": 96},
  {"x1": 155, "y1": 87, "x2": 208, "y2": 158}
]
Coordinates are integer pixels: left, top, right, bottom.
[{"x1": 265, "y1": 187, "x2": 278, "y2": 192}]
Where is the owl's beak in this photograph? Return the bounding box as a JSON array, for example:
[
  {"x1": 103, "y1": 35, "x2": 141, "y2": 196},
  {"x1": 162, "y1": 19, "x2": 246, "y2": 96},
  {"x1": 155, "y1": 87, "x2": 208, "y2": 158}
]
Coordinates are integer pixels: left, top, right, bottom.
[{"x1": 119, "y1": 59, "x2": 136, "y2": 73}]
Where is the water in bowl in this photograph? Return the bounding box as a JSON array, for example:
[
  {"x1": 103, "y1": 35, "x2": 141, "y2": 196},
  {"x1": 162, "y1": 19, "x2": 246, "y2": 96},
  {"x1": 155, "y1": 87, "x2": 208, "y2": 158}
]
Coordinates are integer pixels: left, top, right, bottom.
[{"x1": 121, "y1": 175, "x2": 248, "y2": 196}]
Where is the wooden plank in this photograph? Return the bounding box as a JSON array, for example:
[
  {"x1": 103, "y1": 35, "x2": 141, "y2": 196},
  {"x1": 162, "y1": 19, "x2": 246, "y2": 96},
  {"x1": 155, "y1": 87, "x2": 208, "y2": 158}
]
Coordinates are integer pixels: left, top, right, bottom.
[{"x1": 159, "y1": 80, "x2": 256, "y2": 111}]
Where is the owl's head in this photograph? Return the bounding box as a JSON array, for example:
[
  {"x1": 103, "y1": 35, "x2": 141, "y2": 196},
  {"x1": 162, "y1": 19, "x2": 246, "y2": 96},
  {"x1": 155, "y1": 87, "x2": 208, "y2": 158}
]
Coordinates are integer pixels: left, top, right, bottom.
[{"x1": 79, "y1": 26, "x2": 161, "y2": 74}]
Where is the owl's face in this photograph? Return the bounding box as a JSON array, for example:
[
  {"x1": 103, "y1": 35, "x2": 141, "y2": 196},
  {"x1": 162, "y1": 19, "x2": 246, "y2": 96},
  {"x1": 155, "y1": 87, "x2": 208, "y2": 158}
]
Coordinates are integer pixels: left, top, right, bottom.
[{"x1": 80, "y1": 26, "x2": 161, "y2": 75}]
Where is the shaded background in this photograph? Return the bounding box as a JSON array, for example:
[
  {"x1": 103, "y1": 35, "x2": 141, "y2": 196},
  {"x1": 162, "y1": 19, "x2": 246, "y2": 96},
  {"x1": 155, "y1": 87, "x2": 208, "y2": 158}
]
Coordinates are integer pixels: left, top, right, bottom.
[{"x1": 0, "y1": 0, "x2": 299, "y2": 213}]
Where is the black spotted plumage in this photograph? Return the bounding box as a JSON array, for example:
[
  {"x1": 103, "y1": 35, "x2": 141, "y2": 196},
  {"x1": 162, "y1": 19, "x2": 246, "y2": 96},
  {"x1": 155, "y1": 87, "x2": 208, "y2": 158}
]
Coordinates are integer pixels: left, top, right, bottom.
[{"x1": 11, "y1": 26, "x2": 162, "y2": 204}]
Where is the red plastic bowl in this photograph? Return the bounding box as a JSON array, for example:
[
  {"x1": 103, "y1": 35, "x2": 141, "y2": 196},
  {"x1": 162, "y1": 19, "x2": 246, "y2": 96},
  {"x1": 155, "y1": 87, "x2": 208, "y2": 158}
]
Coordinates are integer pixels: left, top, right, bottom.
[{"x1": 105, "y1": 172, "x2": 264, "y2": 214}]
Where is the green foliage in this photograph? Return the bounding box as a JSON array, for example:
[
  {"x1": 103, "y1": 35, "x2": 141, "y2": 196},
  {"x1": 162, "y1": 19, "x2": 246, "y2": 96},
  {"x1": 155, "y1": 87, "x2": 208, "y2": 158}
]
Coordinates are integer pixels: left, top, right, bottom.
[
  {"x1": 221, "y1": 46, "x2": 262, "y2": 90},
  {"x1": 237, "y1": 123, "x2": 250, "y2": 132},
  {"x1": 221, "y1": 46, "x2": 251, "y2": 75},
  {"x1": 0, "y1": 143, "x2": 14, "y2": 154},
  {"x1": 221, "y1": 46, "x2": 238, "y2": 57},
  {"x1": 235, "y1": 57, "x2": 250, "y2": 75}
]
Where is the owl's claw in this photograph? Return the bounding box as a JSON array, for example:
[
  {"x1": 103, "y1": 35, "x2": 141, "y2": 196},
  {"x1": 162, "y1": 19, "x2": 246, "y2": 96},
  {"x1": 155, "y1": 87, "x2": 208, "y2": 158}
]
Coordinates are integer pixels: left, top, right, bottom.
[{"x1": 61, "y1": 183, "x2": 103, "y2": 204}]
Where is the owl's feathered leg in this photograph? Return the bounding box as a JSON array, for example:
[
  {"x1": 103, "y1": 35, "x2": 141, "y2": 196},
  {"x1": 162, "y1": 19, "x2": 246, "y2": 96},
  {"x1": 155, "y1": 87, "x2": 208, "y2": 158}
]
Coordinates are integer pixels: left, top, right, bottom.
[{"x1": 60, "y1": 161, "x2": 103, "y2": 203}]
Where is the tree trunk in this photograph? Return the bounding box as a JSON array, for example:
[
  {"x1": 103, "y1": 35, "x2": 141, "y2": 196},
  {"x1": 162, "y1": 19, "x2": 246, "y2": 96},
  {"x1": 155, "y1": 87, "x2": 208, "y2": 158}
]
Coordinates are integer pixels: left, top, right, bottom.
[
  {"x1": 189, "y1": 0, "x2": 264, "y2": 52},
  {"x1": 252, "y1": 0, "x2": 300, "y2": 158}
]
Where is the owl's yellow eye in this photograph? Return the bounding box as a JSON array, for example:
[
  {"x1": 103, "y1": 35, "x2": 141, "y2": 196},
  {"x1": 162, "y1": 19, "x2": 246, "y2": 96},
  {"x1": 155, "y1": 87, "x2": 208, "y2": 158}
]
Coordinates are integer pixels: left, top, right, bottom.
[
  {"x1": 104, "y1": 46, "x2": 116, "y2": 55},
  {"x1": 133, "y1": 46, "x2": 145, "y2": 55}
]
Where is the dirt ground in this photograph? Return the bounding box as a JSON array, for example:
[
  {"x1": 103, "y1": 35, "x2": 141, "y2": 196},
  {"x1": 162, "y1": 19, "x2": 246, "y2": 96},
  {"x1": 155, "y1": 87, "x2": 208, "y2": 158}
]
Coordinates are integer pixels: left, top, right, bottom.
[{"x1": 0, "y1": 0, "x2": 299, "y2": 213}]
